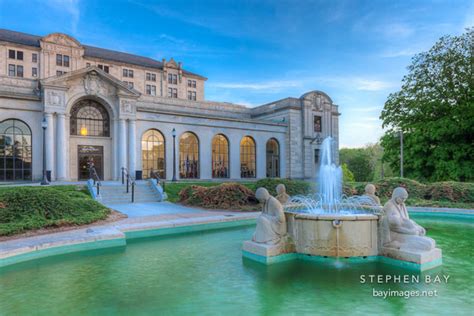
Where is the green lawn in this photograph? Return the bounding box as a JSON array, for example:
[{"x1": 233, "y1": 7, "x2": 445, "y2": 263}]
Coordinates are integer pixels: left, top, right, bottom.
[{"x1": 0, "y1": 185, "x2": 110, "y2": 236}]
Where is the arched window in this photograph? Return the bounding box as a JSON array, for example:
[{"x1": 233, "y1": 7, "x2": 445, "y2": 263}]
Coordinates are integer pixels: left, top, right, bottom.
[
  {"x1": 0, "y1": 119, "x2": 32, "y2": 181},
  {"x1": 142, "y1": 129, "x2": 166, "y2": 179},
  {"x1": 212, "y1": 134, "x2": 229, "y2": 178},
  {"x1": 70, "y1": 99, "x2": 110, "y2": 137},
  {"x1": 179, "y1": 132, "x2": 199, "y2": 179},
  {"x1": 240, "y1": 136, "x2": 256, "y2": 178},
  {"x1": 266, "y1": 138, "x2": 280, "y2": 178}
]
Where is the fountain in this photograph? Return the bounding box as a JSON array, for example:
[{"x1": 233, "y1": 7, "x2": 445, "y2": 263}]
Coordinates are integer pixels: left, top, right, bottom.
[{"x1": 242, "y1": 137, "x2": 442, "y2": 271}]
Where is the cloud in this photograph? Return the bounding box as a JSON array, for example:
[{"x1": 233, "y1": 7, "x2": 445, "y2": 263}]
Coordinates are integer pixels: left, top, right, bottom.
[
  {"x1": 209, "y1": 80, "x2": 300, "y2": 91},
  {"x1": 351, "y1": 106, "x2": 383, "y2": 112},
  {"x1": 381, "y1": 23, "x2": 415, "y2": 38},
  {"x1": 210, "y1": 75, "x2": 396, "y2": 94},
  {"x1": 353, "y1": 79, "x2": 397, "y2": 91},
  {"x1": 464, "y1": 3, "x2": 474, "y2": 29},
  {"x1": 380, "y1": 48, "x2": 420, "y2": 58},
  {"x1": 45, "y1": 0, "x2": 80, "y2": 35}
]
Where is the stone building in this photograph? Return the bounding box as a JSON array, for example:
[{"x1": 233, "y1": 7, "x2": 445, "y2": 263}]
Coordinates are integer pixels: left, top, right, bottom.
[{"x1": 0, "y1": 29, "x2": 340, "y2": 182}]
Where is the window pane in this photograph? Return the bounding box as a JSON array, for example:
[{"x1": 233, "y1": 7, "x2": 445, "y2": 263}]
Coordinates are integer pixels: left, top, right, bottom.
[
  {"x1": 179, "y1": 132, "x2": 199, "y2": 179},
  {"x1": 70, "y1": 99, "x2": 110, "y2": 137},
  {"x1": 32, "y1": 53, "x2": 38, "y2": 63},
  {"x1": 8, "y1": 64, "x2": 15, "y2": 76},
  {"x1": 17, "y1": 65, "x2": 23, "y2": 77},
  {"x1": 240, "y1": 136, "x2": 256, "y2": 178},
  {"x1": 9, "y1": 50, "x2": 15, "y2": 59},
  {"x1": 212, "y1": 134, "x2": 229, "y2": 178},
  {"x1": 266, "y1": 139, "x2": 280, "y2": 178},
  {"x1": 63, "y1": 55, "x2": 70, "y2": 67},
  {"x1": 129, "y1": 70, "x2": 133, "y2": 78},
  {"x1": 56, "y1": 54, "x2": 62, "y2": 66},
  {"x1": 17, "y1": 51, "x2": 23, "y2": 60},
  {"x1": 32, "y1": 67, "x2": 38, "y2": 77},
  {"x1": 0, "y1": 119, "x2": 32, "y2": 181},
  {"x1": 141, "y1": 129, "x2": 166, "y2": 179}
]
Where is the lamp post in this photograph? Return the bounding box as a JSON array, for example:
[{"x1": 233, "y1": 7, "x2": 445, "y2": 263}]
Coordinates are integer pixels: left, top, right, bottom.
[
  {"x1": 399, "y1": 130, "x2": 404, "y2": 178},
  {"x1": 40, "y1": 117, "x2": 49, "y2": 185},
  {"x1": 172, "y1": 128, "x2": 177, "y2": 182}
]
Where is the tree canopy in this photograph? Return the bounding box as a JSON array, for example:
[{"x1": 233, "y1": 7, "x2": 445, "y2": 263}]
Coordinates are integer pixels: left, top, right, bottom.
[{"x1": 380, "y1": 29, "x2": 474, "y2": 182}]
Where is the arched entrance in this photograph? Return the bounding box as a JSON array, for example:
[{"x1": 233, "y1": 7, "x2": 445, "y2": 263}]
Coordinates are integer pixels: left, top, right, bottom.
[
  {"x1": 266, "y1": 138, "x2": 280, "y2": 178},
  {"x1": 141, "y1": 129, "x2": 166, "y2": 179},
  {"x1": 179, "y1": 132, "x2": 199, "y2": 179},
  {"x1": 240, "y1": 136, "x2": 256, "y2": 178},
  {"x1": 69, "y1": 99, "x2": 112, "y2": 180}
]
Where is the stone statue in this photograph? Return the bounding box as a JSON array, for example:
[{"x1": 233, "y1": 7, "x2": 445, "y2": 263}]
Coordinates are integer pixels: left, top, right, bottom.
[
  {"x1": 363, "y1": 183, "x2": 381, "y2": 205},
  {"x1": 381, "y1": 187, "x2": 435, "y2": 251},
  {"x1": 253, "y1": 188, "x2": 287, "y2": 245},
  {"x1": 276, "y1": 184, "x2": 290, "y2": 204}
]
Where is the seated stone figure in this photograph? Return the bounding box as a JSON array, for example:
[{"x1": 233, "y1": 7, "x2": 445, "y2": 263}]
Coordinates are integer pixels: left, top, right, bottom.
[
  {"x1": 363, "y1": 183, "x2": 381, "y2": 206},
  {"x1": 276, "y1": 184, "x2": 290, "y2": 205},
  {"x1": 253, "y1": 188, "x2": 287, "y2": 245},
  {"x1": 381, "y1": 187, "x2": 435, "y2": 251}
]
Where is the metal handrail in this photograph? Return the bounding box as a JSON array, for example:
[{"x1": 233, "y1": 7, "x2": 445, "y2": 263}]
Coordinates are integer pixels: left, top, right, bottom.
[
  {"x1": 121, "y1": 167, "x2": 136, "y2": 202},
  {"x1": 89, "y1": 165, "x2": 101, "y2": 196},
  {"x1": 150, "y1": 170, "x2": 165, "y2": 193}
]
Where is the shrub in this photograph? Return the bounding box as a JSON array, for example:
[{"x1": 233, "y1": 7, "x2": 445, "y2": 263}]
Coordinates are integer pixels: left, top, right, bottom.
[
  {"x1": 373, "y1": 177, "x2": 426, "y2": 200},
  {"x1": 179, "y1": 183, "x2": 258, "y2": 210},
  {"x1": 425, "y1": 181, "x2": 474, "y2": 202},
  {"x1": 0, "y1": 185, "x2": 110, "y2": 236},
  {"x1": 254, "y1": 178, "x2": 314, "y2": 196},
  {"x1": 343, "y1": 178, "x2": 474, "y2": 207},
  {"x1": 341, "y1": 163, "x2": 355, "y2": 182}
]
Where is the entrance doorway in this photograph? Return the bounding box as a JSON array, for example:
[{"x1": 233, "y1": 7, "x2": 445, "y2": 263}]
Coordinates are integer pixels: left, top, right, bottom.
[{"x1": 78, "y1": 145, "x2": 103, "y2": 180}]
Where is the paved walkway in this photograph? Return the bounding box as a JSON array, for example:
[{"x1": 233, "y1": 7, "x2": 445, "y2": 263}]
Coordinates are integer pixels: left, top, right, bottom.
[{"x1": 105, "y1": 201, "x2": 201, "y2": 217}]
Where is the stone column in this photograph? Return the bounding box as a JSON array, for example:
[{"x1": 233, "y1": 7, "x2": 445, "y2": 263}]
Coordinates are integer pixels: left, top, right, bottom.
[
  {"x1": 256, "y1": 138, "x2": 266, "y2": 179},
  {"x1": 45, "y1": 113, "x2": 55, "y2": 181},
  {"x1": 230, "y1": 135, "x2": 241, "y2": 179},
  {"x1": 118, "y1": 119, "x2": 127, "y2": 178},
  {"x1": 112, "y1": 119, "x2": 118, "y2": 180},
  {"x1": 56, "y1": 113, "x2": 67, "y2": 180},
  {"x1": 128, "y1": 119, "x2": 136, "y2": 177}
]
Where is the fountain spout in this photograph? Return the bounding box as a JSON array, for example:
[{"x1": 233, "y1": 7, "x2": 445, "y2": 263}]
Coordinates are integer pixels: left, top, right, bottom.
[{"x1": 318, "y1": 137, "x2": 343, "y2": 212}]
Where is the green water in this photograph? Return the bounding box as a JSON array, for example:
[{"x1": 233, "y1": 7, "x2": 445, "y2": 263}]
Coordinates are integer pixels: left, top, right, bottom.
[{"x1": 1, "y1": 215, "x2": 473, "y2": 315}]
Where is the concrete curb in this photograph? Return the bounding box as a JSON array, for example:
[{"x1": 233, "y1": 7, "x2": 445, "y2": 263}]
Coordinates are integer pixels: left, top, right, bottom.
[{"x1": 0, "y1": 213, "x2": 258, "y2": 268}]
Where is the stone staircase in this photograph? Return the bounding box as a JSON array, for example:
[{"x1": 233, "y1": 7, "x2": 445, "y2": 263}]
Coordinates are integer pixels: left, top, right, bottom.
[{"x1": 98, "y1": 181, "x2": 162, "y2": 204}]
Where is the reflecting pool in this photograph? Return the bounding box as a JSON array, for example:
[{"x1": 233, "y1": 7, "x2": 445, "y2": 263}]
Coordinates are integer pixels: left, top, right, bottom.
[{"x1": 1, "y1": 214, "x2": 472, "y2": 315}]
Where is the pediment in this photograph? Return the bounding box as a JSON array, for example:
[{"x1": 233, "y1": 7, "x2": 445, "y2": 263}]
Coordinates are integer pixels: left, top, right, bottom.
[
  {"x1": 40, "y1": 67, "x2": 140, "y2": 98},
  {"x1": 300, "y1": 90, "x2": 333, "y2": 112},
  {"x1": 165, "y1": 58, "x2": 179, "y2": 69},
  {"x1": 41, "y1": 33, "x2": 82, "y2": 48}
]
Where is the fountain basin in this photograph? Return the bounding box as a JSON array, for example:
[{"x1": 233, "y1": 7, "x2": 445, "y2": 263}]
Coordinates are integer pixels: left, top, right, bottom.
[{"x1": 285, "y1": 212, "x2": 379, "y2": 257}]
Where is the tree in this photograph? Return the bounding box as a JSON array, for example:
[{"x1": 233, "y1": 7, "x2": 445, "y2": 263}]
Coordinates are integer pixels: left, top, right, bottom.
[
  {"x1": 380, "y1": 29, "x2": 474, "y2": 182},
  {"x1": 340, "y1": 148, "x2": 373, "y2": 181},
  {"x1": 341, "y1": 163, "x2": 355, "y2": 182}
]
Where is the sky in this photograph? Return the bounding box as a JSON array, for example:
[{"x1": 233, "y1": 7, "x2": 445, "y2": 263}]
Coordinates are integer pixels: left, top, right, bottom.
[{"x1": 0, "y1": 0, "x2": 472, "y2": 148}]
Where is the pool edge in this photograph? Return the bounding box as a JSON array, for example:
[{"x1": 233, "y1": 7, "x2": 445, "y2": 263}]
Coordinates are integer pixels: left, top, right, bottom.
[{"x1": 0, "y1": 218, "x2": 257, "y2": 269}]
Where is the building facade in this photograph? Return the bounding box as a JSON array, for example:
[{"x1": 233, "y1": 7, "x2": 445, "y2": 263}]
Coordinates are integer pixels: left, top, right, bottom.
[{"x1": 0, "y1": 29, "x2": 340, "y2": 182}]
